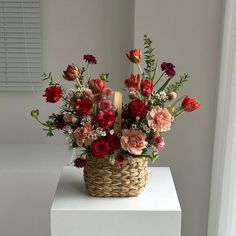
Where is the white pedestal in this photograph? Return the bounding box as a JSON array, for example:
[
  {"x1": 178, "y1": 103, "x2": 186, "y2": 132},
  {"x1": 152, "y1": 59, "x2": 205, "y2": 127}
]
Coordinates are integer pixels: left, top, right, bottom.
[{"x1": 51, "y1": 167, "x2": 181, "y2": 236}]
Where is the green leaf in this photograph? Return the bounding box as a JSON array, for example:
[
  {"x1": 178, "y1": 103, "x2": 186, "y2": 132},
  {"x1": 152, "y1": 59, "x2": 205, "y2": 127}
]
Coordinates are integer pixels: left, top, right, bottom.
[{"x1": 157, "y1": 77, "x2": 172, "y2": 93}]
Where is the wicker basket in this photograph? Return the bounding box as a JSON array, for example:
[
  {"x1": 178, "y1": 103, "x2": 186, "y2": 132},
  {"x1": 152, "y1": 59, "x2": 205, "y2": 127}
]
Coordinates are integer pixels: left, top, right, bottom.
[{"x1": 83, "y1": 156, "x2": 148, "y2": 197}]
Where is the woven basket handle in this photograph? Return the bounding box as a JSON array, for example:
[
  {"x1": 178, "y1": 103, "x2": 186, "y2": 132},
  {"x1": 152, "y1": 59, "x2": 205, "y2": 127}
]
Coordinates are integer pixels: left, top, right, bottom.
[{"x1": 114, "y1": 91, "x2": 122, "y2": 133}]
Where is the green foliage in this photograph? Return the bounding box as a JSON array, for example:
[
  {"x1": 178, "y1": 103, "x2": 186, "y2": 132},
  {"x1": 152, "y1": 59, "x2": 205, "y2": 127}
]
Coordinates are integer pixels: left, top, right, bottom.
[
  {"x1": 166, "y1": 74, "x2": 190, "y2": 92},
  {"x1": 143, "y1": 35, "x2": 157, "y2": 79}
]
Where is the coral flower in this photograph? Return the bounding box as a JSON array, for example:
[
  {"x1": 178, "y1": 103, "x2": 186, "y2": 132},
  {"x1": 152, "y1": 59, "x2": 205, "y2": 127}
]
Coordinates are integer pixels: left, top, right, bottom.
[
  {"x1": 126, "y1": 49, "x2": 142, "y2": 64},
  {"x1": 74, "y1": 122, "x2": 93, "y2": 146},
  {"x1": 63, "y1": 63, "x2": 80, "y2": 81},
  {"x1": 147, "y1": 107, "x2": 172, "y2": 132},
  {"x1": 125, "y1": 74, "x2": 141, "y2": 90},
  {"x1": 120, "y1": 129, "x2": 147, "y2": 155},
  {"x1": 182, "y1": 96, "x2": 201, "y2": 112}
]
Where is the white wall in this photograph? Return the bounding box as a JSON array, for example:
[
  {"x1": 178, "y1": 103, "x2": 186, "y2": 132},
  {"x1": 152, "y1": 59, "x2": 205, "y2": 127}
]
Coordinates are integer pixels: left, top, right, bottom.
[
  {"x1": 134, "y1": 0, "x2": 223, "y2": 236},
  {"x1": 0, "y1": 0, "x2": 134, "y2": 144}
]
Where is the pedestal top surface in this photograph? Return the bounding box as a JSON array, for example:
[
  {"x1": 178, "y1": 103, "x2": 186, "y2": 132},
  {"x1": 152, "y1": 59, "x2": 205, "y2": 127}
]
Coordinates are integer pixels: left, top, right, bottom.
[{"x1": 51, "y1": 167, "x2": 181, "y2": 212}]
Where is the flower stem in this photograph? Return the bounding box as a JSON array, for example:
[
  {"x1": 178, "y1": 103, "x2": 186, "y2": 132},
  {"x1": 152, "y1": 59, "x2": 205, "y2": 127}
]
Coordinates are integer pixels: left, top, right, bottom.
[
  {"x1": 75, "y1": 78, "x2": 82, "y2": 89},
  {"x1": 137, "y1": 63, "x2": 143, "y2": 75},
  {"x1": 154, "y1": 72, "x2": 165, "y2": 87},
  {"x1": 174, "y1": 109, "x2": 184, "y2": 119}
]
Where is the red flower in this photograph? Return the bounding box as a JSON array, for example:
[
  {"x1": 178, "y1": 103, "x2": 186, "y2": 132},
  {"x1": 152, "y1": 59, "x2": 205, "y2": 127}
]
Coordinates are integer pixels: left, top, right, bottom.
[
  {"x1": 83, "y1": 54, "x2": 97, "y2": 64},
  {"x1": 43, "y1": 85, "x2": 62, "y2": 103},
  {"x1": 54, "y1": 114, "x2": 66, "y2": 129},
  {"x1": 141, "y1": 79, "x2": 154, "y2": 97},
  {"x1": 116, "y1": 154, "x2": 125, "y2": 164},
  {"x1": 182, "y1": 96, "x2": 201, "y2": 112},
  {"x1": 89, "y1": 79, "x2": 106, "y2": 94},
  {"x1": 126, "y1": 49, "x2": 142, "y2": 64},
  {"x1": 92, "y1": 109, "x2": 115, "y2": 128},
  {"x1": 128, "y1": 99, "x2": 147, "y2": 119},
  {"x1": 74, "y1": 97, "x2": 93, "y2": 116},
  {"x1": 63, "y1": 64, "x2": 80, "y2": 81},
  {"x1": 125, "y1": 74, "x2": 141, "y2": 90},
  {"x1": 91, "y1": 138, "x2": 109, "y2": 158},
  {"x1": 74, "y1": 158, "x2": 88, "y2": 168},
  {"x1": 161, "y1": 62, "x2": 176, "y2": 77},
  {"x1": 107, "y1": 133, "x2": 120, "y2": 150}
]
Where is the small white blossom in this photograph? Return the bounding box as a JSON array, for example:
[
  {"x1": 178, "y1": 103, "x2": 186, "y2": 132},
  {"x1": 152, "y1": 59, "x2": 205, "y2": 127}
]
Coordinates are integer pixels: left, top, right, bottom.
[
  {"x1": 72, "y1": 116, "x2": 78, "y2": 124},
  {"x1": 136, "y1": 116, "x2": 140, "y2": 121},
  {"x1": 132, "y1": 124, "x2": 137, "y2": 129},
  {"x1": 109, "y1": 129, "x2": 114, "y2": 135}
]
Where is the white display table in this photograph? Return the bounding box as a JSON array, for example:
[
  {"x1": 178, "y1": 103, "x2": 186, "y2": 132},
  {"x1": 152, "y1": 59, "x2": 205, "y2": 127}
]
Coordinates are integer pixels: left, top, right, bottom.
[{"x1": 51, "y1": 167, "x2": 181, "y2": 236}]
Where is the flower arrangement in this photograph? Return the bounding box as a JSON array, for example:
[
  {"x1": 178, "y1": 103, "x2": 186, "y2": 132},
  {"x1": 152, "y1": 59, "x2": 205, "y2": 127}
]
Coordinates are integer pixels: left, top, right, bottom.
[{"x1": 31, "y1": 35, "x2": 200, "y2": 167}]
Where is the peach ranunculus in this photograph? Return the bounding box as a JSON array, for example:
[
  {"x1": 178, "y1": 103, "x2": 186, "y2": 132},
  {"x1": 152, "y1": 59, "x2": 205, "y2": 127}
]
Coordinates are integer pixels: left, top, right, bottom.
[
  {"x1": 120, "y1": 128, "x2": 147, "y2": 155},
  {"x1": 147, "y1": 107, "x2": 172, "y2": 132},
  {"x1": 74, "y1": 122, "x2": 93, "y2": 146}
]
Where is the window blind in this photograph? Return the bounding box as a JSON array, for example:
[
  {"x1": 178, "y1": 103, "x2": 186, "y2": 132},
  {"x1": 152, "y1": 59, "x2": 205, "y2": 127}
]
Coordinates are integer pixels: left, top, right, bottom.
[{"x1": 0, "y1": 0, "x2": 41, "y2": 90}]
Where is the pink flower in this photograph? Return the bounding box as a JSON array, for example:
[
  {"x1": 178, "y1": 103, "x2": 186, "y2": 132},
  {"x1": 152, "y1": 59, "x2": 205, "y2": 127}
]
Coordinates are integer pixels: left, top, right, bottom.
[
  {"x1": 153, "y1": 133, "x2": 165, "y2": 149},
  {"x1": 147, "y1": 107, "x2": 172, "y2": 132},
  {"x1": 103, "y1": 87, "x2": 113, "y2": 96},
  {"x1": 120, "y1": 129, "x2": 147, "y2": 155},
  {"x1": 84, "y1": 88, "x2": 93, "y2": 97},
  {"x1": 100, "y1": 100, "x2": 112, "y2": 110},
  {"x1": 74, "y1": 122, "x2": 93, "y2": 146}
]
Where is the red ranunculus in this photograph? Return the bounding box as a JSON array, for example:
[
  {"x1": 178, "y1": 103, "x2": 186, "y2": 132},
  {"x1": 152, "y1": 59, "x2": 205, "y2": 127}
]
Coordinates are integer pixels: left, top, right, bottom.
[
  {"x1": 128, "y1": 99, "x2": 147, "y2": 119},
  {"x1": 116, "y1": 154, "x2": 125, "y2": 164},
  {"x1": 83, "y1": 54, "x2": 97, "y2": 64},
  {"x1": 74, "y1": 158, "x2": 88, "y2": 168},
  {"x1": 63, "y1": 63, "x2": 80, "y2": 81},
  {"x1": 74, "y1": 97, "x2": 93, "y2": 116},
  {"x1": 182, "y1": 96, "x2": 201, "y2": 112},
  {"x1": 126, "y1": 49, "x2": 142, "y2": 64},
  {"x1": 161, "y1": 62, "x2": 176, "y2": 77},
  {"x1": 92, "y1": 109, "x2": 115, "y2": 128},
  {"x1": 141, "y1": 79, "x2": 154, "y2": 97},
  {"x1": 54, "y1": 114, "x2": 66, "y2": 129},
  {"x1": 89, "y1": 79, "x2": 106, "y2": 94},
  {"x1": 125, "y1": 74, "x2": 141, "y2": 90},
  {"x1": 91, "y1": 138, "x2": 109, "y2": 158},
  {"x1": 43, "y1": 85, "x2": 62, "y2": 103},
  {"x1": 107, "y1": 133, "x2": 120, "y2": 150}
]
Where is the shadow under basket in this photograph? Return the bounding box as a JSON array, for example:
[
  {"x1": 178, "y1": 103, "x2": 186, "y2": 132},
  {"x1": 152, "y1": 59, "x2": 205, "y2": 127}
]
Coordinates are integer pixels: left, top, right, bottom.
[{"x1": 83, "y1": 156, "x2": 148, "y2": 197}]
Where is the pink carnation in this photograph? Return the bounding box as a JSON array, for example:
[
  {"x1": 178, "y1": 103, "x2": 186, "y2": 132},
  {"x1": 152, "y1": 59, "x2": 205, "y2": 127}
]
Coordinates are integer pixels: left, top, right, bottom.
[
  {"x1": 74, "y1": 122, "x2": 93, "y2": 146},
  {"x1": 120, "y1": 129, "x2": 147, "y2": 155},
  {"x1": 147, "y1": 107, "x2": 172, "y2": 132}
]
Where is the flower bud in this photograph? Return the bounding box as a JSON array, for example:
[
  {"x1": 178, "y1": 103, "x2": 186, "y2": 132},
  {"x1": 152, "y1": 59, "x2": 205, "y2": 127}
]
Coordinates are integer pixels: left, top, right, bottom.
[
  {"x1": 31, "y1": 109, "x2": 39, "y2": 117},
  {"x1": 182, "y1": 96, "x2": 201, "y2": 112},
  {"x1": 168, "y1": 91, "x2": 177, "y2": 100},
  {"x1": 63, "y1": 64, "x2": 80, "y2": 81},
  {"x1": 63, "y1": 113, "x2": 72, "y2": 123},
  {"x1": 126, "y1": 49, "x2": 142, "y2": 64}
]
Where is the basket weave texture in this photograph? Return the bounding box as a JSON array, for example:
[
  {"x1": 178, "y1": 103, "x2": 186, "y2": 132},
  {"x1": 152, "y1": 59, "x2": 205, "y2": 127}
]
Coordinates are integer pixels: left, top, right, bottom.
[{"x1": 83, "y1": 157, "x2": 148, "y2": 197}]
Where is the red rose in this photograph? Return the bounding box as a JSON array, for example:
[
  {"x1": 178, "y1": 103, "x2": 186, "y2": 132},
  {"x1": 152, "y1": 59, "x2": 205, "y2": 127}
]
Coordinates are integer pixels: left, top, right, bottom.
[
  {"x1": 126, "y1": 49, "x2": 142, "y2": 64},
  {"x1": 128, "y1": 99, "x2": 147, "y2": 118},
  {"x1": 141, "y1": 79, "x2": 154, "y2": 97},
  {"x1": 89, "y1": 79, "x2": 106, "y2": 94},
  {"x1": 161, "y1": 62, "x2": 176, "y2": 77},
  {"x1": 43, "y1": 85, "x2": 62, "y2": 103},
  {"x1": 83, "y1": 54, "x2": 97, "y2": 64},
  {"x1": 107, "y1": 133, "x2": 120, "y2": 150},
  {"x1": 63, "y1": 64, "x2": 80, "y2": 81},
  {"x1": 125, "y1": 74, "x2": 141, "y2": 90},
  {"x1": 91, "y1": 138, "x2": 109, "y2": 158},
  {"x1": 92, "y1": 109, "x2": 115, "y2": 128},
  {"x1": 182, "y1": 96, "x2": 201, "y2": 112},
  {"x1": 74, "y1": 97, "x2": 93, "y2": 116}
]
